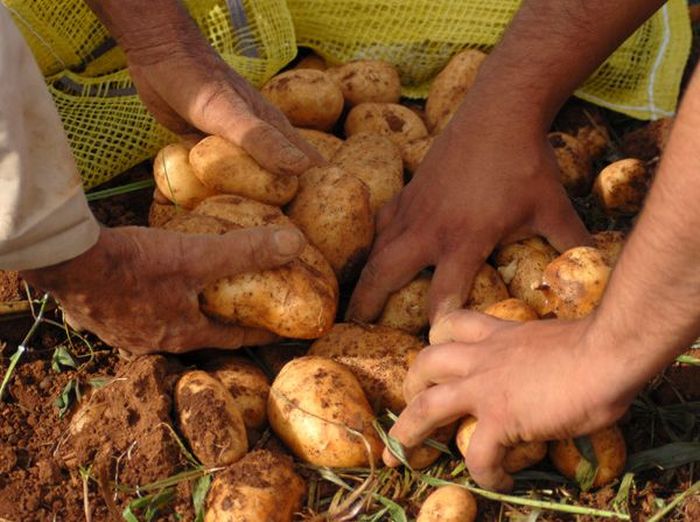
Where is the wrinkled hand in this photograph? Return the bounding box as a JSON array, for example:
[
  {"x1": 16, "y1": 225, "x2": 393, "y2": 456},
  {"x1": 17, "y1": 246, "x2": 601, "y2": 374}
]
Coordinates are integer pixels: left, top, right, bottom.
[
  {"x1": 348, "y1": 101, "x2": 590, "y2": 322},
  {"x1": 383, "y1": 311, "x2": 633, "y2": 491},
  {"x1": 21, "y1": 226, "x2": 306, "y2": 355}
]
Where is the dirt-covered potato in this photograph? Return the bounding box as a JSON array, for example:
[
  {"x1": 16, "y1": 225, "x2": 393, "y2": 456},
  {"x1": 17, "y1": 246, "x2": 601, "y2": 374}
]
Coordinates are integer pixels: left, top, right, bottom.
[
  {"x1": 484, "y1": 298, "x2": 539, "y2": 322},
  {"x1": 326, "y1": 60, "x2": 401, "y2": 106},
  {"x1": 288, "y1": 166, "x2": 374, "y2": 283},
  {"x1": 189, "y1": 136, "x2": 298, "y2": 206},
  {"x1": 261, "y1": 69, "x2": 344, "y2": 131},
  {"x1": 294, "y1": 52, "x2": 327, "y2": 71},
  {"x1": 592, "y1": 231, "x2": 625, "y2": 267},
  {"x1": 268, "y1": 356, "x2": 383, "y2": 467},
  {"x1": 593, "y1": 158, "x2": 649, "y2": 215},
  {"x1": 205, "y1": 450, "x2": 305, "y2": 522},
  {"x1": 378, "y1": 274, "x2": 431, "y2": 334},
  {"x1": 417, "y1": 485, "x2": 478, "y2": 522},
  {"x1": 345, "y1": 102, "x2": 429, "y2": 147},
  {"x1": 148, "y1": 200, "x2": 184, "y2": 228},
  {"x1": 549, "y1": 425, "x2": 627, "y2": 489},
  {"x1": 465, "y1": 264, "x2": 509, "y2": 312},
  {"x1": 456, "y1": 416, "x2": 546, "y2": 473},
  {"x1": 295, "y1": 128, "x2": 343, "y2": 161},
  {"x1": 175, "y1": 371, "x2": 248, "y2": 467},
  {"x1": 622, "y1": 117, "x2": 673, "y2": 160},
  {"x1": 425, "y1": 49, "x2": 487, "y2": 134},
  {"x1": 401, "y1": 136, "x2": 435, "y2": 174},
  {"x1": 539, "y1": 247, "x2": 611, "y2": 319},
  {"x1": 0, "y1": 270, "x2": 23, "y2": 302},
  {"x1": 548, "y1": 132, "x2": 592, "y2": 196},
  {"x1": 576, "y1": 125, "x2": 610, "y2": 160},
  {"x1": 332, "y1": 132, "x2": 404, "y2": 213},
  {"x1": 153, "y1": 142, "x2": 216, "y2": 209}
]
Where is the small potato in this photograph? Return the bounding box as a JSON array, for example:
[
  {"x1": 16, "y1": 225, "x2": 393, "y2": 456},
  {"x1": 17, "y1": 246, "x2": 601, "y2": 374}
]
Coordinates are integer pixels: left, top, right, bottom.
[
  {"x1": 465, "y1": 264, "x2": 509, "y2": 312},
  {"x1": 539, "y1": 247, "x2": 611, "y2": 319},
  {"x1": 456, "y1": 416, "x2": 546, "y2": 473},
  {"x1": 205, "y1": 450, "x2": 305, "y2": 522},
  {"x1": 622, "y1": 117, "x2": 673, "y2": 160},
  {"x1": 484, "y1": 298, "x2": 539, "y2": 322},
  {"x1": 326, "y1": 60, "x2": 401, "y2": 106},
  {"x1": 175, "y1": 371, "x2": 248, "y2": 467},
  {"x1": 549, "y1": 425, "x2": 627, "y2": 489},
  {"x1": 417, "y1": 485, "x2": 477, "y2": 522},
  {"x1": 294, "y1": 52, "x2": 327, "y2": 71},
  {"x1": 262, "y1": 69, "x2": 344, "y2": 131},
  {"x1": 401, "y1": 136, "x2": 435, "y2": 174},
  {"x1": 189, "y1": 136, "x2": 298, "y2": 206},
  {"x1": 345, "y1": 102, "x2": 429, "y2": 147},
  {"x1": 592, "y1": 231, "x2": 625, "y2": 267},
  {"x1": 287, "y1": 165, "x2": 374, "y2": 283},
  {"x1": 576, "y1": 125, "x2": 610, "y2": 160},
  {"x1": 378, "y1": 274, "x2": 431, "y2": 334},
  {"x1": 268, "y1": 356, "x2": 383, "y2": 467},
  {"x1": 425, "y1": 49, "x2": 487, "y2": 134},
  {"x1": 407, "y1": 423, "x2": 457, "y2": 470},
  {"x1": 593, "y1": 159, "x2": 649, "y2": 215},
  {"x1": 295, "y1": 128, "x2": 343, "y2": 161},
  {"x1": 332, "y1": 133, "x2": 404, "y2": 213},
  {"x1": 153, "y1": 143, "x2": 217, "y2": 209},
  {"x1": 548, "y1": 132, "x2": 592, "y2": 196}
]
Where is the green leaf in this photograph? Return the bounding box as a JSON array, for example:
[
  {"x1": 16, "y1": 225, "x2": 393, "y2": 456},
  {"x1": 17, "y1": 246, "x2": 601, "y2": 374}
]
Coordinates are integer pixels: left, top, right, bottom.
[
  {"x1": 612, "y1": 472, "x2": 635, "y2": 514},
  {"x1": 192, "y1": 474, "x2": 212, "y2": 522},
  {"x1": 626, "y1": 442, "x2": 700, "y2": 473},
  {"x1": 122, "y1": 488, "x2": 175, "y2": 522},
  {"x1": 51, "y1": 345, "x2": 76, "y2": 372},
  {"x1": 374, "y1": 495, "x2": 408, "y2": 522},
  {"x1": 373, "y1": 419, "x2": 412, "y2": 470},
  {"x1": 54, "y1": 379, "x2": 79, "y2": 418},
  {"x1": 88, "y1": 377, "x2": 111, "y2": 389},
  {"x1": 575, "y1": 457, "x2": 598, "y2": 492}
]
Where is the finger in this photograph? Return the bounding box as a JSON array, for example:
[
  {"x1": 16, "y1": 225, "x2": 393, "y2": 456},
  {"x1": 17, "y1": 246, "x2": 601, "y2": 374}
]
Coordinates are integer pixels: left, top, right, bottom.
[
  {"x1": 429, "y1": 310, "x2": 506, "y2": 345},
  {"x1": 403, "y1": 343, "x2": 476, "y2": 403},
  {"x1": 429, "y1": 250, "x2": 484, "y2": 323},
  {"x1": 535, "y1": 187, "x2": 592, "y2": 252},
  {"x1": 465, "y1": 421, "x2": 514, "y2": 492},
  {"x1": 376, "y1": 196, "x2": 400, "y2": 235},
  {"x1": 193, "y1": 316, "x2": 278, "y2": 351}
]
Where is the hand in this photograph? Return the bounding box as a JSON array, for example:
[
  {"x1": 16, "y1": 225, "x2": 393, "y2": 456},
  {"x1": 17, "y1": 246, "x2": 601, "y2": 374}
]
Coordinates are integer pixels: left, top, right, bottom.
[
  {"x1": 348, "y1": 100, "x2": 590, "y2": 323},
  {"x1": 21, "y1": 226, "x2": 306, "y2": 355},
  {"x1": 383, "y1": 311, "x2": 634, "y2": 491}
]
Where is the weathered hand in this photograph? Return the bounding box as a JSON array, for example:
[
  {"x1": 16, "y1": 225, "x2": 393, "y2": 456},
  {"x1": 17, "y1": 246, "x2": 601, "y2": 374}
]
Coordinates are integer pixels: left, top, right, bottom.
[{"x1": 21, "y1": 226, "x2": 306, "y2": 355}]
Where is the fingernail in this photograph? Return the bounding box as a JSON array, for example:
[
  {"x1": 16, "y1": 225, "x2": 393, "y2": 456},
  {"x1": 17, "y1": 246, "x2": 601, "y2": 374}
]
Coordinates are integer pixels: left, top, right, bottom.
[
  {"x1": 273, "y1": 228, "x2": 305, "y2": 256},
  {"x1": 281, "y1": 145, "x2": 307, "y2": 167}
]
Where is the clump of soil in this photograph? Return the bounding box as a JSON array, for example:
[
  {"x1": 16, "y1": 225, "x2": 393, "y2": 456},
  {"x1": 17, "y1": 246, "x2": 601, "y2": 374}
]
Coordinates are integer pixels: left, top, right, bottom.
[{"x1": 0, "y1": 270, "x2": 23, "y2": 302}]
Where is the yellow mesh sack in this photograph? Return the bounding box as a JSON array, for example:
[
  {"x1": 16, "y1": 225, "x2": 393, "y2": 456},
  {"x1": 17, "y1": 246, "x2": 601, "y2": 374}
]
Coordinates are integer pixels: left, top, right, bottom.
[{"x1": 288, "y1": 0, "x2": 691, "y2": 120}]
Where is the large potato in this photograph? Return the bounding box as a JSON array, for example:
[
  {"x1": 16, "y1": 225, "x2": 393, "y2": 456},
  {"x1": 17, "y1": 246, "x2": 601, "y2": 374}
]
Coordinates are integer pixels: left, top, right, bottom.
[
  {"x1": 378, "y1": 274, "x2": 431, "y2": 334},
  {"x1": 417, "y1": 485, "x2": 477, "y2": 522},
  {"x1": 593, "y1": 158, "x2": 649, "y2": 215},
  {"x1": 153, "y1": 143, "x2": 216, "y2": 209},
  {"x1": 592, "y1": 231, "x2": 625, "y2": 267},
  {"x1": 175, "y1": 371, "x2": 248, "y2": 467},
  {"x1": 326, "y1": 60, "x2": 401, "y2": 106},
  {"x1": 401, "y1": 136, "x2": 434, "y2": 175},
  {"x1": 425, "y1": 49, "x2": 487, "y2": 134},
  {"x1": 484, "y1": 298, "x2": 539, "y2": 322},
  {"x1": 548, "y1": 132, "x2": 592, "y2": 196},
  {"x1": 465, "y1": 264, "x2": 509, "y2": 312},
  {"x1": 268, "y1": 356, "x2": 383, "y2": 467},
  {"x1": 345, "y1": 102, "x2": 428, "y2": 147},
  {"x1": 205, "y1": 450, "x2": 305, "y2": 522},
  {"x1": 261, "y1": 69, "x2": 343, "y2": 131},
  {"x1": 295, "y1": 128, "x2": 343, "y2": 161},
  {"x1": 294, "y1": 52, "x2": 327, "y2": 71},
  {"x1": 288, "y1": 165, "x2": 374, "y2": 283},
  {"x1": 189, "y1": 136, "x2": 298, "y2": 206}
]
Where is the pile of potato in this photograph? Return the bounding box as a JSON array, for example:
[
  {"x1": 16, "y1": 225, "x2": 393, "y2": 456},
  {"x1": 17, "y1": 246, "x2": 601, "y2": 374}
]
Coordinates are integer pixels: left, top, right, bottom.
[{"x1": 142, "y1": 47, "x2": 662, "y2": 520}]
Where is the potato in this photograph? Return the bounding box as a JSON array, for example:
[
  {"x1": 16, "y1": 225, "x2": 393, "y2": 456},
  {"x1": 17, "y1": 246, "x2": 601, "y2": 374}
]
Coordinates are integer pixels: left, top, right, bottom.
[
  {"x1": 548, "y1": 132, "x2": 592, "y2": 196},
  {"x1": 407, "y1": 423, "x2": 457, "y2": 470},
  {"x1": 153, "y1": 142, "x2": 217, "y2": 209},
  {"x1": 326, "y1": 60, "x2": 401, "y2": 106},
  {"x1": 287, "y1": 165, "x2": 374, "y2": 283},
  {"x1": 593, "y1": 159, "x2": 649, "y2": 215},
  {"x1": 456, "y1": 416, "x2": 546, "y2": 473},
  {"x1": 539, "y1": 247, "x2": 611, "y2": 319},
  {"x1": 205, "y1": 450, "x2": 305, "y2": 522},
  {"x1": 261, "y1": 69, "x2": 343, "y2": 131},
  {"x1": 592, "y1": 231, "x2": 625, "y2": 267},
  {"x1": 345, "y1": 102, "x2": 429, "y2": 147},
  {"x1": 417, "y1": 485, "x2": 477, "y2": 522},
  {"x1": 295, "y1": 128, "x2": 343, "y2": 161},
  {"x1": 0, "y1": 270, "x2": 23, "y2": 302},
  {"x1": 332, "y1": 133, "x2": 404, "y2": 213},
  {"x1": 554, "y1": 103, "x2": 610, "y2": 160},
  {"x1": 148, "y1": 200, "x2": 183, "y2": 228},
  {"x1": 484, "y1": 298, "x2": 538, "y2": 322},
  {"x1": 549, "y1": 425, "x2": 627, "y2": 489},
  {"x1": 294, "y1": 52, "x2": 327, "y2": 71},
  {"x1": 189, "y1": 136, "x2": 298, "y2": 206},
  {"x1": 425, "y1": 49, "x2": 487, "y2": 134},
  {"x1": 268, "y1": 356, "x2": 383, "y2": 467},
  {"x1": 162, "y1": 213, "x2": 233, "y2": 235},
  {"x1": 465, "y1": 264, "x2": 509, "y2": 312},
  {"x1": 378, "y1": 274, "x2": 431, "y2": 334},
  {"x1": 175, "y1": 371, "x2": 248, "y2": 467},
  {"x1": 622, "y1": 117, "x2": 673, "y2": 160},
  {"x1": 576, "y1": 125, "x2": 610, "y2": 160},
  {"x1": 401, "y1": 136, "x2": 435, "y2": 175}
]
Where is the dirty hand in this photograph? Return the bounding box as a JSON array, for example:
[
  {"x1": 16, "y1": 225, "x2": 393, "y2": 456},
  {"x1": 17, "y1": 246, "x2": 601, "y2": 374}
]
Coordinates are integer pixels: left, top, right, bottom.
[{"x1": 21, "y1": 226, "x2": 306, "y2": 355}]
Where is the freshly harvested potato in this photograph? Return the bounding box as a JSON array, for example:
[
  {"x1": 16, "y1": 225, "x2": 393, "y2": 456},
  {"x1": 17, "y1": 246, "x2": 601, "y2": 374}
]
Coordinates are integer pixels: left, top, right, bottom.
[
  {"x1": 326, "y1": 60, "x2": 401, "y2": 106},
  {"x1": 484, "y1": 298, "x2": 539, "y2": 322},
  {"x1": 148, "y1": 200, "x2": 184, "y2": 228},
  {"x1": 417, "y1": 485, "x2": 477, "y2": 522},
  {"x1": 189, "y1": 136, "x2": 298, "y2": 206},
  {"x1": 378, "y1": 274, "x2": 431, "y2": 334},
  {"x1": 554, "y1": 103, "x2": 610, "y2": 160},
  {"x1": 205, "y1": 450, "x2": 305, "y2": 522},
  {"x1": 162, "y1": 213, "x2": 232, "y2": 235},
  {"x1": 332, "y1": 133, "x2": 404, "y2": 212},
  {"x1": 456, "y1": 416, "x2": 546, "y2": 473},
  {"x1": 425, "y1": 49, "x2": 487, "y2": 133},
  {"x1": 539, "y1": 247, "x2": 611, "y2": 319},
  {"x1": 268, "y1": 356, "x2": 383, "y2": 467},
  {"x1": 345, "y1": 102, "x2": 429, "y2": 147},
  {"x1": 576, "y1": 125, "x2": 610, "y2": 160},
  {"x1": 408, "y1": 423, "x2": 457, "y2": 470},
  {"x1": 465, "y1": 264, "x2": 509, "y2": 312},
  {"x1": 0, "y1": 270, "x2": 23, "y2": 302},
  {"x1": 294, "y1": 52, "x2": 327, "y2": 71},
  {"x1": 622, "y1": 117, "x2": 673, "y2": 160},
  {"x1": 592, "y1": 231, "x2": 625, "y2": 267},
  {"x1": 261, "y1": 69, "x2": 343, "y2": 131},
  {"x1": 593, "y1": 159, "x2": 649, "y2": 215},
  {"x1": 549, "y1": 425, "x2": 627, "y2": 489},
  {"x1": 287, "y1": 165, "x2": 374, "y2": 283},
  {"x1": 175, "y1": 371, "x2": 248, "y2": 467},
  {"x1": 548, "y1": 132, "x2": 592, "y2": 196},
  {"x1": 153, "y1": 142, "x2": 216, "y2": 209},
  {"x1": 295, "y1": 128, "x2": 343, "y2": 161},
  {"x1": 401, "y1": 136, "x2": 434, "y2": 174}
]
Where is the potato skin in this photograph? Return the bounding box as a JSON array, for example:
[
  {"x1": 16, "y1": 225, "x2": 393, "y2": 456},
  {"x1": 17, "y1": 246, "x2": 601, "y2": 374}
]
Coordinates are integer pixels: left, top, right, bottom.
[
  {"x1": 294, "y1": 52, "x2": 327, "y2": 71},
  {"x1": 592, "y1": 231, "x2": 625, "y2": 267},
  {"x1": 407, "y1": 423, "x2": 457, "y2": 470},
  {"x1": 593, "y1": 158, "x2": 649, "y2": 215},
  {"x1": 153, "y1": 143, "x2": 216, "y2": 209},
  {"x1": 189, "y1": 136, "x2": 298, "y2": 206},
  {"x1": 465, "y1": 264, "x2": 509, "y2": 312},
  {"x1": 344, "y1": 102, "x2": 428, "y2": 147},
  {"x1": 295, "y1": 128, "x2": 343, "y2": 161},
  {"x1": 484, "y1": 298, "x2": 539, "y2": 322},
  {"x1": 327, "y1": 60, "x2": 402, "y2": 106},
  {"x1": 175, "y1": 371, "x2": 248, "y2": 467},
  {"x1": 262, "y1": 69, "x2": 344, "y2": 131},
  {"x1": 401, "y1": 136, "x2": 434, "y2": 174},
  {"x1": 417, "y1": 485, "x2": 478, "y2": 522},
  {"x1": 268, "y1": 356, "x2": 383, "y2": 467},
  {"x1": 148, "y1": 200, "x2": 184, "y2": 228},
  {"x1": 378, "y1": 274, "x2": 431, "y2": 334},
  {"x1": 205, "y1": 450, "x2": 305, "y2": 522},
  {"x1": 548, "y1": 132, "x2": 592, "y2": 196}
]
